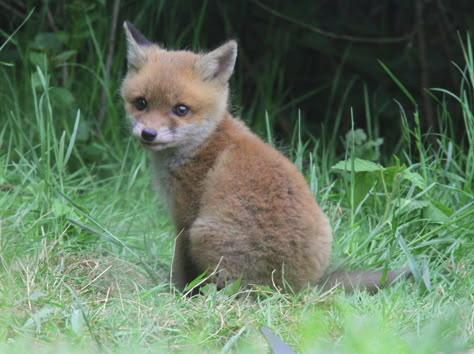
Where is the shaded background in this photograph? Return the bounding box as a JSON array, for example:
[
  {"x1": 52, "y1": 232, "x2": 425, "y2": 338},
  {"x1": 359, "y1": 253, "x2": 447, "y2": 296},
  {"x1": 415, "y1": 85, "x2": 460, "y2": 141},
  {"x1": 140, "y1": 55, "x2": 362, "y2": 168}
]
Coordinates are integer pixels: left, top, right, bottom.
[{"x1": 1, "y1": 0, "x2": 473, "y2": 158}]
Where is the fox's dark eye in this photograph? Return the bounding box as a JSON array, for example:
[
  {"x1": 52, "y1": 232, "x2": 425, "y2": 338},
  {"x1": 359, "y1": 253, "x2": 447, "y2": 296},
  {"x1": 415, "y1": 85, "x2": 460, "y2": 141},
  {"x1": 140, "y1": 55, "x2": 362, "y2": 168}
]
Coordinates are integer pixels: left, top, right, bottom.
[
  {"x1": 134, "y1": 97, "x2": 147, "y2": 111},
  {"x1": 172, "y1": 104, "x2": 190, "y2": 117}
]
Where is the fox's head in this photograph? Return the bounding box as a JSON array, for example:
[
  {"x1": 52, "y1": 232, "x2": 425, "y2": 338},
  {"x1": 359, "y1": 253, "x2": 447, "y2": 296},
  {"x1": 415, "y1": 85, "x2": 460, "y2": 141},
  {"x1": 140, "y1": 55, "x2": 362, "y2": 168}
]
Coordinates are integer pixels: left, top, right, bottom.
[{"x1": 121, "y1": 21, "x2": 237, "y2": 152}]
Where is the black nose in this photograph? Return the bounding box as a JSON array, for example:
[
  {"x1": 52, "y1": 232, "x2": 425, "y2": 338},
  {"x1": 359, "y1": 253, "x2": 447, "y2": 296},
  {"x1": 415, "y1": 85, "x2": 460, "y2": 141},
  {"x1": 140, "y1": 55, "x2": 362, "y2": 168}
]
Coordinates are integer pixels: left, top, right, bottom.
[{"x1": 141, "y1": 127, "x2": 157, "y2": 141}]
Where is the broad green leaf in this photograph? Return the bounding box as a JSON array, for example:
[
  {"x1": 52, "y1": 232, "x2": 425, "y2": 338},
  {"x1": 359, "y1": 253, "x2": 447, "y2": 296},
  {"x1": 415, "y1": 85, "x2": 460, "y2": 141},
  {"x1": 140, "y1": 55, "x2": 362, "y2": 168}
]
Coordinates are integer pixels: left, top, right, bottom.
[
  {"x1": 222, "y1": 276, "x2": 242, "y2": 296},
  {"x1": 331, "y1": 158, "x2": 384, "y2": 173},
  {"x1": 345, "y1": 128, "x2": 367, "y2": 145},
  {"x1": 184, "y1": 271, "x2": 208, "y2": 292}
]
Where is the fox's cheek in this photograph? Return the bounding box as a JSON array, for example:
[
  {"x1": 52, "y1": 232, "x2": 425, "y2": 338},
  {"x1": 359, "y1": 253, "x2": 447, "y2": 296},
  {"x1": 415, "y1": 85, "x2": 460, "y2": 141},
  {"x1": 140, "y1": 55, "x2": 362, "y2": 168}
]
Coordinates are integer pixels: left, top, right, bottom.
[{"x1": 130, "y1": 119, "x2": 144, "y2": 138}]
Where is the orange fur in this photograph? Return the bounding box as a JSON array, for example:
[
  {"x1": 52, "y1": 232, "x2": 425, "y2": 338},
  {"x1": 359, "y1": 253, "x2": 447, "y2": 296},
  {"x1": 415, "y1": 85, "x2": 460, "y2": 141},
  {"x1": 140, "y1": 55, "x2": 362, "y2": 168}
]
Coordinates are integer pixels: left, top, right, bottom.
[{"x1": 121, "y1": 22, "x2": 409, "y2": 292}]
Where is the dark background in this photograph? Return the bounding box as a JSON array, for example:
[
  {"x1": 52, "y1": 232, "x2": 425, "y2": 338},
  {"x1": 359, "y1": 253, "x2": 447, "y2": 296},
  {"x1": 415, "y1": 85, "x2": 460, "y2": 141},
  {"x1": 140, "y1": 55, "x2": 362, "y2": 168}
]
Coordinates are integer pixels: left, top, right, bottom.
[{"x1": 1, "y1": 0, "x2": 473, "y2": 156}]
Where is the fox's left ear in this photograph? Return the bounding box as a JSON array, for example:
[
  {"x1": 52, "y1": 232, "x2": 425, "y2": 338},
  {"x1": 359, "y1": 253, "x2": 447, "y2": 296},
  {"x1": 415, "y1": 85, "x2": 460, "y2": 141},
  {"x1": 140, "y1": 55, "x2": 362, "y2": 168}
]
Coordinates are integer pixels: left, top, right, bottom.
[
  {"x1": 124, "y1": 21, "x2": 153, "y2": 70},
  {"x1": 196, "y1": 40, "x2": 237, "y2": 84}
]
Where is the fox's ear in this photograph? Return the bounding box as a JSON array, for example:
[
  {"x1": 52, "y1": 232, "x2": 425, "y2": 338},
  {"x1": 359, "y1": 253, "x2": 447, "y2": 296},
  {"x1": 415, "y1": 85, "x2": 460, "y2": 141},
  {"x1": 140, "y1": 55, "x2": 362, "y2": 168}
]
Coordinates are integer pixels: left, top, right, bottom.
[
  {"x1": 195, "y1": 40, "x2": 237, "y2": 84},
  {"x1": 123, "y1": 21, "x2": 152, "y2": 70}
]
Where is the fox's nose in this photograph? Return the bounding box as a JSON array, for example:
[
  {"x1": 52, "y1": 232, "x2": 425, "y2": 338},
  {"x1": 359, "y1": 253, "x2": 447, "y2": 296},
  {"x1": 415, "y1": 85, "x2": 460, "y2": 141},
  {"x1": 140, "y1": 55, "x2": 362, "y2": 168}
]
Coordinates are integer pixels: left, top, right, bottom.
[{"x1": 141, "y1": 127, "x2": 157, "y2": 141}]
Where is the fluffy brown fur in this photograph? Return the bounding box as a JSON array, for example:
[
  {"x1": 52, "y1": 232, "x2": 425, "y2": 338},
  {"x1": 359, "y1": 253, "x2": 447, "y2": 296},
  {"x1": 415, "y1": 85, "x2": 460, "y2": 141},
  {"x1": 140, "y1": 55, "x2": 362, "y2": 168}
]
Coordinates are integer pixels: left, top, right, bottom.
[{"x1": 121, "y1": 21, "x2": 409, "y2": 293}]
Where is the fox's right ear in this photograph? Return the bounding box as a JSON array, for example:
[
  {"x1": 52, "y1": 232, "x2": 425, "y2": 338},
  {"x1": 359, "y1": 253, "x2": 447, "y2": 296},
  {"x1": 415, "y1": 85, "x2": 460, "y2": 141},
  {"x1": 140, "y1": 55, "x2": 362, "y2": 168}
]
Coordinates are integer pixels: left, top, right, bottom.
[
  {"x1": 196, "y1": 40, "x2": 237, "y2": 84},
  {"x1": 123, "y1": 21, "x2": 152, "y2": 70}
]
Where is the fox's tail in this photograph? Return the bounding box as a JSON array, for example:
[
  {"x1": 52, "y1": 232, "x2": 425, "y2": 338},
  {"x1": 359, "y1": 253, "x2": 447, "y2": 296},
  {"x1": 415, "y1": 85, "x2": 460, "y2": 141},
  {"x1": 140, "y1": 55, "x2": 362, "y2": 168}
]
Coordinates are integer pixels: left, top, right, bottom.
[{"x1": 320, "y1": 268, "x2": 412, "y2": 294}]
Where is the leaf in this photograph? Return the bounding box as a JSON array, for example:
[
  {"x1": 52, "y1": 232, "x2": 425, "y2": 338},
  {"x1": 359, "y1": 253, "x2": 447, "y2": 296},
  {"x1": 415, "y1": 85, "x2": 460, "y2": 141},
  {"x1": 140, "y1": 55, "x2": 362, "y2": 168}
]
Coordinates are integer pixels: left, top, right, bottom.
[
  {"x1": 222, "y1": 276, "x2": 242, "y2": 296},
  {"x1": 184, "y1": 271, "x2": 208, "y2": 292},
  {"x1": 331, "y1": 158, "x2": 384, "y2": 173},
  {"x1": 345, "y1": 128, "x2": 367, "y2": 146},
  {"x1": 353, "y1": 172, "x2": 378, "y2": 206}
]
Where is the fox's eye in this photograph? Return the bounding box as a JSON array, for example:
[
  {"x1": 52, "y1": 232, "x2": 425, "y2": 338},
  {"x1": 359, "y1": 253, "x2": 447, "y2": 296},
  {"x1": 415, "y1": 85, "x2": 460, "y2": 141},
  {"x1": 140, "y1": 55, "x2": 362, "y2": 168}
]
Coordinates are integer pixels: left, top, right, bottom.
[
  {"x1": 134, "y1": 97, "x2": 147, "y2": 111},
  {"x1": 172, "y1": 104, "x2": 190, "y2": 117}
]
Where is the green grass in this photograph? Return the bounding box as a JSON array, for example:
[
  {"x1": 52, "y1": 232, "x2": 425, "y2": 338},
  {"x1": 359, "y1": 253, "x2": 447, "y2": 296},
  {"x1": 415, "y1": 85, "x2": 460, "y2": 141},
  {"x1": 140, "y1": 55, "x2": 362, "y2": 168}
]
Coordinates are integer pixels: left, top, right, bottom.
[{"x1": 1, "y1": 13, "x2": 473, "y2": 354}]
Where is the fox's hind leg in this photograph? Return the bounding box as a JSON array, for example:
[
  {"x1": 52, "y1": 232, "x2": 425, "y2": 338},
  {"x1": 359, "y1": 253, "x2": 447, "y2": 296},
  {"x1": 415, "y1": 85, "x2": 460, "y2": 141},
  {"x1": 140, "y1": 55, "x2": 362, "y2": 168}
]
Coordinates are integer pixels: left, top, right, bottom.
[{"x1": 188, "y1": 217, "x2": 257, "y2": 289}]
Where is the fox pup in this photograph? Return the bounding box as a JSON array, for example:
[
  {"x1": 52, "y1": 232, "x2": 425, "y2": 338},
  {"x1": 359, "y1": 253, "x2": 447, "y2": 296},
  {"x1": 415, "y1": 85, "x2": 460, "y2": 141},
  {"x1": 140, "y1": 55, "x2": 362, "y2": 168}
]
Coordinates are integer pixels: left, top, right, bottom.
[{"x1": 121, "y1": 22, "x2": 408, "y2": 293}]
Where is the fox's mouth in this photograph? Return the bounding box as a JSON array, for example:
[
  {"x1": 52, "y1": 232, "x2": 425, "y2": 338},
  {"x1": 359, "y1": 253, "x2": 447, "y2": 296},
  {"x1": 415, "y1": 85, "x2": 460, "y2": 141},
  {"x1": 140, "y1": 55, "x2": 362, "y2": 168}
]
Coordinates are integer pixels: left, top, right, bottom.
[
  {"x1": 139, "y1": 139, "x2": 169, "y2": 150},
  {"x1": 129, "y1": 122, "x2": 174, "y2": 150},
  {"x1": 140, "y1": 140, "x2": 162, "y2": 146}
]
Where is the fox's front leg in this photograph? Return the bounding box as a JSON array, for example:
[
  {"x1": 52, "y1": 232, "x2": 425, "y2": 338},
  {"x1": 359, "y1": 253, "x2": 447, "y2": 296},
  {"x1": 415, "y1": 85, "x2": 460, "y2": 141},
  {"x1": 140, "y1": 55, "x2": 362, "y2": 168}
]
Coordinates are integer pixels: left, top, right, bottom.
[
  {"x1": 171, "y1": 229, "x2": 201, "y2": 291},
  {"x1": 170, "y1": 229, "x2": 189, "y2": 291}
]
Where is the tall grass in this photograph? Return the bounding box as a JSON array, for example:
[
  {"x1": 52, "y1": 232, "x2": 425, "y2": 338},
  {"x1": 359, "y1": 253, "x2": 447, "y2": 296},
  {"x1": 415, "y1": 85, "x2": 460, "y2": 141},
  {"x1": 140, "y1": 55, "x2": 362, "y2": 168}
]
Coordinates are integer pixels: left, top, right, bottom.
[{"x1": 0, "y1": 8, "x2": 473, "y2": 354}]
